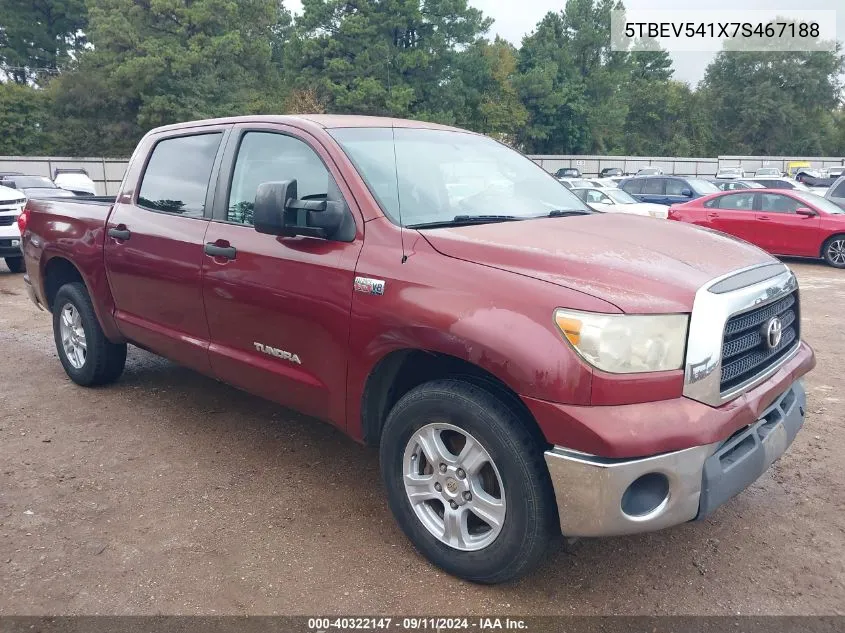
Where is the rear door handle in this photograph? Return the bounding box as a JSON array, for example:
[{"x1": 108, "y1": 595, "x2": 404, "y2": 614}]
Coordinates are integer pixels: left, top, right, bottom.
[
  {"x1": 758, "y1": 215, "x2": 771, "y2": 221},
  {"x1": 107, "y1": 227, "x2": 131, "y2": 240},
  {"x1": 204, "y1": 242, "x2": 237, "y2": 260}
]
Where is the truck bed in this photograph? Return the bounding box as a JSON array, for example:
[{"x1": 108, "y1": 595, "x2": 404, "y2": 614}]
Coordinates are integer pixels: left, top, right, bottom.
[{"x1": 24, "y1": 196, "x2": 116, "y2": 314}]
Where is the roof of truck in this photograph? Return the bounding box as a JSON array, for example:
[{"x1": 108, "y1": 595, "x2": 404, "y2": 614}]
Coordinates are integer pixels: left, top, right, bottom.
[{"x1": 149, "y1": 114, "x2": 471, "y2": 135}]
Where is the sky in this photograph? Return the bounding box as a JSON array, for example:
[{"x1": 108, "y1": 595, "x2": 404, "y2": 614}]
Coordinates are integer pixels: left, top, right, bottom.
[{"x1": 286, "y1": 0, "x2": 843, "y2": 87}]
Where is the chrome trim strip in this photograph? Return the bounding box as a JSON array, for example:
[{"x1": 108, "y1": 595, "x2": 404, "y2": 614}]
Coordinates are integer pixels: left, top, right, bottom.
[{"x1": 684, "y1": 263, "x2": 798, "y2": 407}]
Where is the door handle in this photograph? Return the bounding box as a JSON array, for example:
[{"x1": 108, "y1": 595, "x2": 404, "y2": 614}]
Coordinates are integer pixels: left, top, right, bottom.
[
  {"x1": 204, "y1": 242, "x2": 237, "y2": 260},
  {"x1": 758, "y1": 215, "x2": 771, "y2": 221},
  {"x1": 107, "y1": 226, "x2": 131, "y2": 240},
  {"x1": 707, "y1": 212, "x2": 719, "y2": 219}
]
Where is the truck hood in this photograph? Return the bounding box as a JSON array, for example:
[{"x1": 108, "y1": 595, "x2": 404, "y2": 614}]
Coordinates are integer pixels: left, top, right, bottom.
[{"x1": 420, "y1": 214, "x2": 774, "y2": 313}]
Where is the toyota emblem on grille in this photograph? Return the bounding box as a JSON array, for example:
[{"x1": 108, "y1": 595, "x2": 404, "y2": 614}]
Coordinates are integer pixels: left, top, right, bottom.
[{"x1": 764, "y1": 316, "x2": 783, "y2": 350}]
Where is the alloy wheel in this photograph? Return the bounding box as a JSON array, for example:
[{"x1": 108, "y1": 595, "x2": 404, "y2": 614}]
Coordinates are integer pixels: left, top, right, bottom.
[{"x1": 402, "y1": 422, "x2": 506, "y2": 551}]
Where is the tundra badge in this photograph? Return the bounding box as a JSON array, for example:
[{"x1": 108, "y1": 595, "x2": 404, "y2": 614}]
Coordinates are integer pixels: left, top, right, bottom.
[
  {"x1": 253, "y1": 342, "x2": 301, "y2": 365},
  {"x1": 354, "y1": 276, "x2": 386, "y2": 295}
]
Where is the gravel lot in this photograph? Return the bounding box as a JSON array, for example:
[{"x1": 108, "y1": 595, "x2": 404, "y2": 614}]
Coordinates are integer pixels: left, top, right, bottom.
[{"x1": 0, "y1": 259, "x2": 843, "y2": 615}]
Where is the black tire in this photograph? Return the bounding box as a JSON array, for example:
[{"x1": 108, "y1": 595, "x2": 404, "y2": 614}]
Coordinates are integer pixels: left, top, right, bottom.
[
  {"x1": 380, "y1": 379, "x2": 560, "y2": 584},
  {"x1": 52, "y1": 282, "x2": 127, "y2": 386},
  {"x1": 4, "y1": 256, "x2": 24, "y2": 273},
  {"x1": 822, "y1": 234, "x2": 845, "y2": 268}
]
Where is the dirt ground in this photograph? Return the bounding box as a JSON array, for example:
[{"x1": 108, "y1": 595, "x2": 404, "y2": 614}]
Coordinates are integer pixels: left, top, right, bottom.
[{"x1": 0, "y1": 259, "x2": 843, "y2": 616}]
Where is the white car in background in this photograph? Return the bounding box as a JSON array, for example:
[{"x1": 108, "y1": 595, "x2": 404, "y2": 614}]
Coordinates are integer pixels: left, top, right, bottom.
[
  {"x1": 635, "y1": 167, "x2": 664, "y2": 176},
  {"x1": 571, "y1": 186, "x2": 670, "y2": 218},
  {"x1": 754, "y1": 166, "x2": 782, "y2": 177},
  {"x1": 54, "y1": 169, "x2": 97, "y2": 195},
  {"x1": 558, "y1": 178, "x2": 607, "y2": 190},
  {"x1": 0, "y1": 184, "x2": 27, "y2": 273},
  {"x1": 716, "y1": 166, "x2": 744, "y2": 179}
]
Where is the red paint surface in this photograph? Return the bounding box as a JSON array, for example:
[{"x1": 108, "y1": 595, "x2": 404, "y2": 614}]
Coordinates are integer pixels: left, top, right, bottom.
[{"x1": 20, "y1": 116, "x2": 816, "y2": 459}]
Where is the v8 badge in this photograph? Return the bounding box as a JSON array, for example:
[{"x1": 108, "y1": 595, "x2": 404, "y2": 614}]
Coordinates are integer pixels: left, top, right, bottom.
[{"x1": 354, "y1": 276, "x2": 386, "y2": 296}]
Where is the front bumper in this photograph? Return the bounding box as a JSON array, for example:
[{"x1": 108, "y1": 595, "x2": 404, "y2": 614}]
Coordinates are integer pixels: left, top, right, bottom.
[
  {"x1": 544, "y1": 380, "x2": 806, "y2": 537},
  {"x1": 0, "y1": 237, "x2": 22, "y2": 257}
]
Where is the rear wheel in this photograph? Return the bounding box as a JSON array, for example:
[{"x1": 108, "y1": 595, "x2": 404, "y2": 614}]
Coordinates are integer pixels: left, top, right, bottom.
[
  {"x1": 4, "y1": 256, "x2": 23, "y2": 273},
  {"x1": 380, "y1": 379, "x2": 559, "y2": 584},
  {"x1": 52, "y1": 282, "x2": 127, "y2": 386},
  {"x1": 822, "y1": 235, "x2": 845, "y2": 268}
]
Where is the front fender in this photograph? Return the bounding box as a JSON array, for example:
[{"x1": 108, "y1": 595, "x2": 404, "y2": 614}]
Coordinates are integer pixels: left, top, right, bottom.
[{"x1": 344, "y1": 230, "x2": 618, "y2": 440}]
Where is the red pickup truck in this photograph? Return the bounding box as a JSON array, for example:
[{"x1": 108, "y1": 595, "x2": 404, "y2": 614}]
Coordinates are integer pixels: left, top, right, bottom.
[{"x1": 20, "y1": 115, "x2": 815, "y2": 583}]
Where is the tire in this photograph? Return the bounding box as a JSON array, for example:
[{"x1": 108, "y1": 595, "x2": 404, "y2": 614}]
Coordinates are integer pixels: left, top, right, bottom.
[
  {"x1": 4, "y1": 257, "x2": 24, "y2": 273},
  {"x1": 52, "y1": 282, "x2": 127, "y2": 386},
  {"x1": 380, "y1": 379, "x2": 559, "y2": 584},
  {"x1": 822, "y1": 235, "x2": 845, "y2": 268}
]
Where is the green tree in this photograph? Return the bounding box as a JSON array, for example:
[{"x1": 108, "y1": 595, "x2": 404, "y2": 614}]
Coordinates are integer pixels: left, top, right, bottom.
[
  {"x1": 452, "y1": 37, "x2": 527, "y2": 141},
  {"x1": 47, "y1": 0, "x2": 291, "y2": 155},
  {"x1": 0, "y1": 0, "x2": 88, "y2": 85},
  {"x1": 285, "y1": 0, "x2": 491, "y2": 121},
  {"x1": 0, "y1": 82, "x2": 51, "y2": 154},
  {"x1": 514, "y1": 11, "x2": 587, "y2": 153},
  {"x1": 700, "y1": 37, "x2": 845, "y2": 155},
  {"x1": 514, "y1": 0, "x2": 630, "y2": 154}
]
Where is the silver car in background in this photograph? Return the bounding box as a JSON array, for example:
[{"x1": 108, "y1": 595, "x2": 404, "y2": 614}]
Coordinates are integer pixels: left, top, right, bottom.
[{"x1": 825, "y1": 175, "x2": 845, "y2": 210}]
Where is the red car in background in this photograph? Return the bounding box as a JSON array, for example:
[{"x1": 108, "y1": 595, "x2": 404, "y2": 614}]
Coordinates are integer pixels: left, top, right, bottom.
[{"x1": 668, "y1": 189, "x2": 845, "y2": 268}]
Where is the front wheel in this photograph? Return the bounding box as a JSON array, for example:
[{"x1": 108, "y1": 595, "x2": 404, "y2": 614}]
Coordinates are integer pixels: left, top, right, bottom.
[
  {"x1": 380, "y1": 379, "x2": 559, "y2": 584},
  {"x1": 4, "y1": 256, "x2": 24, "y2": 273},
  {"x1": 822, "y1": 235, "x2": 845, "y2": 268},
  {"x1": 52, "y1": 282, "x2": 127, "y2": 386}
]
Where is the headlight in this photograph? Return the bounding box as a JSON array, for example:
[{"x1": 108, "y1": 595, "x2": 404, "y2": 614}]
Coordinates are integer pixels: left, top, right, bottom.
[{"x1": 554, "y1": 309, "x2": 689, "y2": 373}]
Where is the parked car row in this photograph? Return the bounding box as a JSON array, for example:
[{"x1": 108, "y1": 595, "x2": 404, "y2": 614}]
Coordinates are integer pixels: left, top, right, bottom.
[
  {"x1": 0, "y1": 170, "x2": 98, "y2": 272},
  {"x1": 0, "y1": 170, "x2": 97, "y2": 197}
]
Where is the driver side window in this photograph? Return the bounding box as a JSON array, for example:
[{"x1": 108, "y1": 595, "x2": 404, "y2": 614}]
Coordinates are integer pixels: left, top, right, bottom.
[{"x1": 227, "y1": 132, "x2": 333, "y2": 225}]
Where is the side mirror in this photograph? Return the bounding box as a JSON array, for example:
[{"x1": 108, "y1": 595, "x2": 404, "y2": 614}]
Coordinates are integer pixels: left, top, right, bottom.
[
  {"x1": 796, "y1": 207, "x2": 817, "y2": 217},
  {"x1": 681, "y1": 188, "x2": 693, "y2": 197},
  {"x1": 253, "y1": 179, "x2": 347, "y2": 239},
  {"x1": 600, "y1": 197, "x2": 613, "y2": 205}
]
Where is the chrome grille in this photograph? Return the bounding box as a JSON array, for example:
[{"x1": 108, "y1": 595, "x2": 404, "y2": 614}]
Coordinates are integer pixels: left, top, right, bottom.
[
  {"x1": 0, "y1": 215, "x2": 17, "y2": 226},
  {"x1": 720, "y1": 291, "x2": 799, "y2": 392}
]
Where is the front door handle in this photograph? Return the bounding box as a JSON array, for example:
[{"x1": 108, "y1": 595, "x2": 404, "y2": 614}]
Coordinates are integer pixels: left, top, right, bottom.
[
  {"x1": 758, "y1": 215, "x2": 772, "y2": 221},
  {"x1": 108, "y1": 226, "x2": 131, "y2": 240},
  {"x1": 204, "y1": 242, "x2": 237, "y2": 260}
]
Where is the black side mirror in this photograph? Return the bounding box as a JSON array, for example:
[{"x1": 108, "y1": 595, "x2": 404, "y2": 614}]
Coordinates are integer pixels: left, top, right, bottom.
[
  {"x1": 253, "y1": 179, "x2": 348, "y2": 240},
  {"x1": 681, "y1": 188, "x2": 693, "y2": 197}
]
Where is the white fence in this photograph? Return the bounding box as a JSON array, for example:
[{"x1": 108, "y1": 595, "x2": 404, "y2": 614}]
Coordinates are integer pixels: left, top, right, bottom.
[
  {"x1": 3, "y1": 153, "x2": 845, "y2": 195},
  {"x1": 0, "y1": 156, "x2": 129, "y2": 195}
]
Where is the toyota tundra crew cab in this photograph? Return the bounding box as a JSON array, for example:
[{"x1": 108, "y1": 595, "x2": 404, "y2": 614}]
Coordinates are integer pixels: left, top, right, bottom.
[{"x1": 19, "y1": 115, "x2": 815, "y2": 584}]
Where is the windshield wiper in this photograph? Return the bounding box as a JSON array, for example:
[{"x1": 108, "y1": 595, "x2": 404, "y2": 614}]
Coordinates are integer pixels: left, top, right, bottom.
[
  {"x1": 546, "y1": 209, "x2": 592, "y2": 217},
  {"x1": 407, "y1": 215, "x2": 522, "y2": 229}
]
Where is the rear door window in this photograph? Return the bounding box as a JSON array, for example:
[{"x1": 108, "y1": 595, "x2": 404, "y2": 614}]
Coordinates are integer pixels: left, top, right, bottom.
[
  {"x1": 641, "y1": 178, "x2": 664, "y2": 195},
  {"x1": 137, "y1": 133, "x2": 223, "y2": 217},
  {"x1": 716, "y1": 192, "x2": 755, "y2": 210},
  {"x1": 622, "y1": 179, "x2": 643, "y2": 194}
]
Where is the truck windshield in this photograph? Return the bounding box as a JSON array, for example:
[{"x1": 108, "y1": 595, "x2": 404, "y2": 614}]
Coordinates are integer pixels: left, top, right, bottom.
[{"x1": 329, "y1": 127, "x2": 590, "y2": 227}]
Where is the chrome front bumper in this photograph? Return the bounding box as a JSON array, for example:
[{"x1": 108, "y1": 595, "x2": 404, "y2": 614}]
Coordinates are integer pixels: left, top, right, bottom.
[{"x1": 544, "y1": 380, "x2": 806, "y2": 538}]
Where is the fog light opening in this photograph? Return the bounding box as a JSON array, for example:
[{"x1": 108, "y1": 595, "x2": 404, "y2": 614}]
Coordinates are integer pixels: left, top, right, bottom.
[{"x1": 621, "y1": 472, "x2": 670, "y2": 518}]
